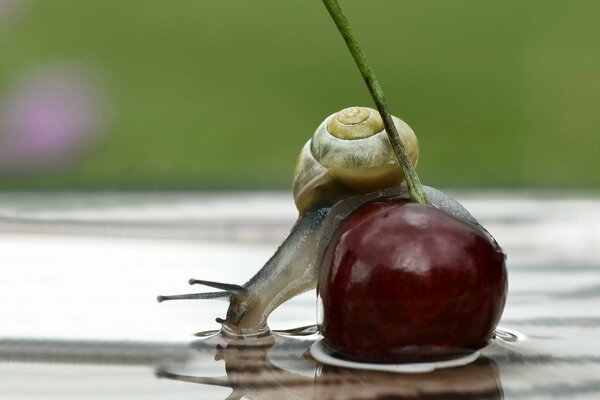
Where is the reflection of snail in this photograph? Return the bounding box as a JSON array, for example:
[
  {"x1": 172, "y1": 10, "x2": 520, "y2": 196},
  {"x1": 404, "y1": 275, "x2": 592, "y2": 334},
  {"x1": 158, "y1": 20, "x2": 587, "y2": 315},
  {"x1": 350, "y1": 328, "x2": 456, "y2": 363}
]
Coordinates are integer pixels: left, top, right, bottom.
[
  {"x1": 157, "y1": 331, "x2": 503, "y2": 399},
  {"x1": 158, "y1": 106, "x2": 490, "y2": 336}
]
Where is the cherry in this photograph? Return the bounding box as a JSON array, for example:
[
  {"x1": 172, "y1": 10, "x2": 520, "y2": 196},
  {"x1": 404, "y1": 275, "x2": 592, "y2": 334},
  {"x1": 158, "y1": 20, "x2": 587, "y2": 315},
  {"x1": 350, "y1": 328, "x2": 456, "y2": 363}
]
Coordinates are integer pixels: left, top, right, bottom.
[{"x1": 318, "y1": 199, "x2": 507, "y2": 364}]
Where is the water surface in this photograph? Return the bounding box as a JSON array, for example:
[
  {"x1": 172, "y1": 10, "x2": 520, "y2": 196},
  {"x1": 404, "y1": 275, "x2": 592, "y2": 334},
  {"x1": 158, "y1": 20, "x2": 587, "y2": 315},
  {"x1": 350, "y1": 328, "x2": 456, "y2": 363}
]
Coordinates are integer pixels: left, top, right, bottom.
[{"x1": 1, "y1": 192, "x2": 599, "y2": 399}]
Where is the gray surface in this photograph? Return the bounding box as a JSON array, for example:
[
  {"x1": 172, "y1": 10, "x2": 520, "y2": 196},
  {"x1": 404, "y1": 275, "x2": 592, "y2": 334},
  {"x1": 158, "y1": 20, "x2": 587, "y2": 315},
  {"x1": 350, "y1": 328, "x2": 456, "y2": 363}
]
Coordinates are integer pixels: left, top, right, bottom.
[{"x1": 1, "y1": 191, "x2": 600, "y2": 399}]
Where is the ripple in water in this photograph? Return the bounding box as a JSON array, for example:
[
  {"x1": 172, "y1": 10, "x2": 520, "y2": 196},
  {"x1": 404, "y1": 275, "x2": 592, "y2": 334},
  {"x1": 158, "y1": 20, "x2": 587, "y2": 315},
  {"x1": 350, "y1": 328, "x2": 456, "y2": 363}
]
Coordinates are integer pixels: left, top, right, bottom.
[
  {"x1": 273, "y1": 324, "x2": 319, "y2": 337},
  {"x1": 310, "y1": 326, "x2": 527, "y2": 373},
  {"x1": 494, "y1": 327, "x2": 527, "y2": 343},
  {"x1": 193, "y1": 324, "x2": 526, "y2": 373},
  {"x1": 193, "y1": 329, "x2": 220, "y2": 338},
  {"x1": 309, "y1": 339, "x2": 481, "y2": 373}
]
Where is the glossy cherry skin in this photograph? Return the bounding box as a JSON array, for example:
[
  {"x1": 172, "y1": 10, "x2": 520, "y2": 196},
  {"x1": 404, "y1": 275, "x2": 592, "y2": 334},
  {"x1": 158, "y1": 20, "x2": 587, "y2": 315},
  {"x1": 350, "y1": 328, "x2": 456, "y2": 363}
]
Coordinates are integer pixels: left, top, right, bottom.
[{"x1": 318, "y1": 199, "x2": 507, "y2": 363}]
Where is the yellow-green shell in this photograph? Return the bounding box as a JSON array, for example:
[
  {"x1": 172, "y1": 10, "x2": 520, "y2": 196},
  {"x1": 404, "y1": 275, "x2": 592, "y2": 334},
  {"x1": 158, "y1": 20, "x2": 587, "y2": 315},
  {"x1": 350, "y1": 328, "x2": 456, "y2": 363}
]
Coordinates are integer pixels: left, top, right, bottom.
[{"x1": 293, "y1": 106, "x2": 419, "y2": 214}]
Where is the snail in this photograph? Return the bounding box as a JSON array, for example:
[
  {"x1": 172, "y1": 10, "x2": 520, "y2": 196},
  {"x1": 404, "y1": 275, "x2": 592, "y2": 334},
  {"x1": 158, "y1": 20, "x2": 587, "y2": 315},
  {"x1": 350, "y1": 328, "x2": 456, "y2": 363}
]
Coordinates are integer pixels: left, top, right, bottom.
[{"x1": 157, "y1": 106, "x2": 497, "y2": 337}]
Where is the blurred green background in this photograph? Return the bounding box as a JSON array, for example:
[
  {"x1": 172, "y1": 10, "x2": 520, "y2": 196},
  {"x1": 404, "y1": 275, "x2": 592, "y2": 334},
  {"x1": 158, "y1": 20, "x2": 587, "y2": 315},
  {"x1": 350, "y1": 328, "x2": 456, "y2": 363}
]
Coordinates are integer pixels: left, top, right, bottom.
[{"x1": 0, "y1": 0, "x2": 599, "y2": 190}]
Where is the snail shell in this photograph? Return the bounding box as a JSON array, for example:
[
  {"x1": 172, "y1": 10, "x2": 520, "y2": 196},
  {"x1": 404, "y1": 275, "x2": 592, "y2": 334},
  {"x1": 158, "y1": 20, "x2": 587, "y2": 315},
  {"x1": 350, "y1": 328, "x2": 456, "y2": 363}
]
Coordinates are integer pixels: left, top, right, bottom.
[{"x1": 293, "y1": 106, "x2": 419, "y2": 214}]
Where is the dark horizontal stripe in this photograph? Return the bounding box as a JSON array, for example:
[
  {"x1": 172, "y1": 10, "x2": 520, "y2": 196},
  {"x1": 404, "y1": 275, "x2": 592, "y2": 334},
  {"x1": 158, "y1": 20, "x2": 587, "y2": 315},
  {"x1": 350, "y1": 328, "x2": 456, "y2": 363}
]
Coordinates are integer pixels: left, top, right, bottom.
[
  {"x1": 0, "y1": 338, "x2": 193, "y2": 365},
  {"x1": 508, "y1": 287, "x2": 600, "y2": 301},
  {"x1": 357, "y1": 390, "x2": 501, "y2": 400},
  {"x1": 551, "y1": 283, "x2": 600, "y2": 299},
  {"x1": 0, "y1": 217, "x2": 292, "y2": 243},
  {"x1": 510, "y1": 264, "x2": 600, "y2": 272},
  {"x1": 0, "y1": 217, "x2": 292, "y2": 235},
  {"x1": 214, "y1": 343, "x2": 272, "y2": 351},
  {"x1": 506, "y1": 380, "x2": 600, "y2": 397},
  {"x1": 503, "y1": 317, "x2": 600, "y2": 327},
  {"x1": 158, "y1": 369, "x2": 503, "y2": 399},
  {"x1": 492, "y1": 353, "x2": 600, "y2": 365},
  {"x1": 205, "y1": 341, "x2": 312, "y2": 352}
]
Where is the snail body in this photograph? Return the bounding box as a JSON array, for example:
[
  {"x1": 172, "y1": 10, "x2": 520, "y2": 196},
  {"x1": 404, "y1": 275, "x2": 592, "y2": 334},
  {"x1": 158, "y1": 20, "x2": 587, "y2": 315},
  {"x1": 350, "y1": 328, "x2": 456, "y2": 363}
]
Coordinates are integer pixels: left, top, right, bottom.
[{"x1": 158, "y1": 107, "x2": 495, "y2": 337}]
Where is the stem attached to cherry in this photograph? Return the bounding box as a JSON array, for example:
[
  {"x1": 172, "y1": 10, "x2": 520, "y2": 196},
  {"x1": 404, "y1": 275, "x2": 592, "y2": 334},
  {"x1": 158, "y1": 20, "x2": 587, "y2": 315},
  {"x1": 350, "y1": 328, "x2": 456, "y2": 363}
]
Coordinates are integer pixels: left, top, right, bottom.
[{"x1": 321, "y1": 0, "x2": 429, "y2": 205}]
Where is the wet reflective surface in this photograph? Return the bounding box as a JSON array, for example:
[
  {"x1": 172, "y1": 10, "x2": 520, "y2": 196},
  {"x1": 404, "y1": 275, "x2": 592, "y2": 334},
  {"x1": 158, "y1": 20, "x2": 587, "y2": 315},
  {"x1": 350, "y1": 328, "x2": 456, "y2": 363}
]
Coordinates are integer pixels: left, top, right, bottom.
[
  {"x1": 158, "y1": 330, "x2": 504, "y2": 399},
  {"x1": 1, "y1": 192, "x2": 600, "y2": 399}
]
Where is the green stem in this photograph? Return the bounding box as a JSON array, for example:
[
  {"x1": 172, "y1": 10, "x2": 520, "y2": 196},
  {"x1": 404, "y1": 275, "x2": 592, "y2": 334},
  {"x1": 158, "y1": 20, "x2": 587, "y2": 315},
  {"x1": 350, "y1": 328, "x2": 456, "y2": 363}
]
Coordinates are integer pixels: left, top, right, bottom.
[{"x1": 322, "y1": 0, "x2": 429, "y2": 205}]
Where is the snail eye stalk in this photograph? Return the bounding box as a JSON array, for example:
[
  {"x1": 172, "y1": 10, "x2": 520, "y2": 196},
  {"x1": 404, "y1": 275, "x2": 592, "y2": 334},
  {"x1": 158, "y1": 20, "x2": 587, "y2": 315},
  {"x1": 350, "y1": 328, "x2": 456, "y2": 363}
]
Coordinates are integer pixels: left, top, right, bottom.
[
  {"x1": 188, "y1": 279, "x2": 247, "y2": 293},
  {"x1": 157, "y1": 279, "x2": 247, "y2": 303},
  {"x1": 157, "y1": 292, "x2": 231, "y2": 303}
]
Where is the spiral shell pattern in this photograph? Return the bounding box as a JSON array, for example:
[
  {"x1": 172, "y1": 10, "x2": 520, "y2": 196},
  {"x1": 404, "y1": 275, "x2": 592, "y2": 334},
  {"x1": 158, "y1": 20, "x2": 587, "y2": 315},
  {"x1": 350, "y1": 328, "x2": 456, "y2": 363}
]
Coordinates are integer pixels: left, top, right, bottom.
[{"x1": 293, "y1": 106, "x2": 419, "y2": 214}]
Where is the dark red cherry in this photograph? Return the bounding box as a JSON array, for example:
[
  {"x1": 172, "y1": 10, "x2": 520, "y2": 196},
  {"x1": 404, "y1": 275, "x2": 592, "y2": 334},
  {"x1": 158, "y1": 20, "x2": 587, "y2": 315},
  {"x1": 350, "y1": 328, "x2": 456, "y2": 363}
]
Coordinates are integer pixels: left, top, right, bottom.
[{"x1": 318, "y1": 199, "x2": 507, "y2": 364}]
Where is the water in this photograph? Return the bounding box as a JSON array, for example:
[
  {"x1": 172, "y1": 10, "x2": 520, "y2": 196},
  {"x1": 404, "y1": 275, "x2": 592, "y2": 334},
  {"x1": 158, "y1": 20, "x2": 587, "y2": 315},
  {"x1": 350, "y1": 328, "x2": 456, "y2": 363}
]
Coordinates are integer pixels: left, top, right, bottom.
[
  {"x1": 1, "y1": 192, "x2": 600, "y2": 399},
  {"x1": 155, "y1": 329, "x2": 504, "y2": 399},
  {"x1": 152, "y1": 325, "x2": 526, "y2": 399}
]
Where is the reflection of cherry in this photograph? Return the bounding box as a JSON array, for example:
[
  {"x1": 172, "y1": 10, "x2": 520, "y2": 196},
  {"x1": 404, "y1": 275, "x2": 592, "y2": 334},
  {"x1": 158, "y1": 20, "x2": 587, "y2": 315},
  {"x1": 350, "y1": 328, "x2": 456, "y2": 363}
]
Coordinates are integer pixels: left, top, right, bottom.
[
  {"x1": 319, "y1": 200, "x2": 508, "y2": 363},
  {"x1": 316, "y1": 356, "x2": 503, "y2": 400},
  {"x1": 156, "y1": 331, "x2": 503, "y2": 399}
]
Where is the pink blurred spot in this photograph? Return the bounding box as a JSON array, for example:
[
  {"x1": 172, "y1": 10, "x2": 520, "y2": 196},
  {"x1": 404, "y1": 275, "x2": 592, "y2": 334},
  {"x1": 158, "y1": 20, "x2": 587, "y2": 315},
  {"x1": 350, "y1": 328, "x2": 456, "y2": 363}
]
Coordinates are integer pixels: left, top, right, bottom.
[{"x1": 0, "y1": 64, "x2": 110, "y2": 176}]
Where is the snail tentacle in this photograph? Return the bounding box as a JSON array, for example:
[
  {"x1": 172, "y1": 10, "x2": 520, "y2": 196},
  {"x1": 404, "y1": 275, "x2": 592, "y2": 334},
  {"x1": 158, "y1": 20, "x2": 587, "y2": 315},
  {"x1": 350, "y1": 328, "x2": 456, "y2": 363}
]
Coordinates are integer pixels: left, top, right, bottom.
[
  {"x1": 157, "y1": 291, "x2": 232, "y2": 302},
  {"x1": 188, "y1": 279, "x2": 247, "y2": 294}
]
